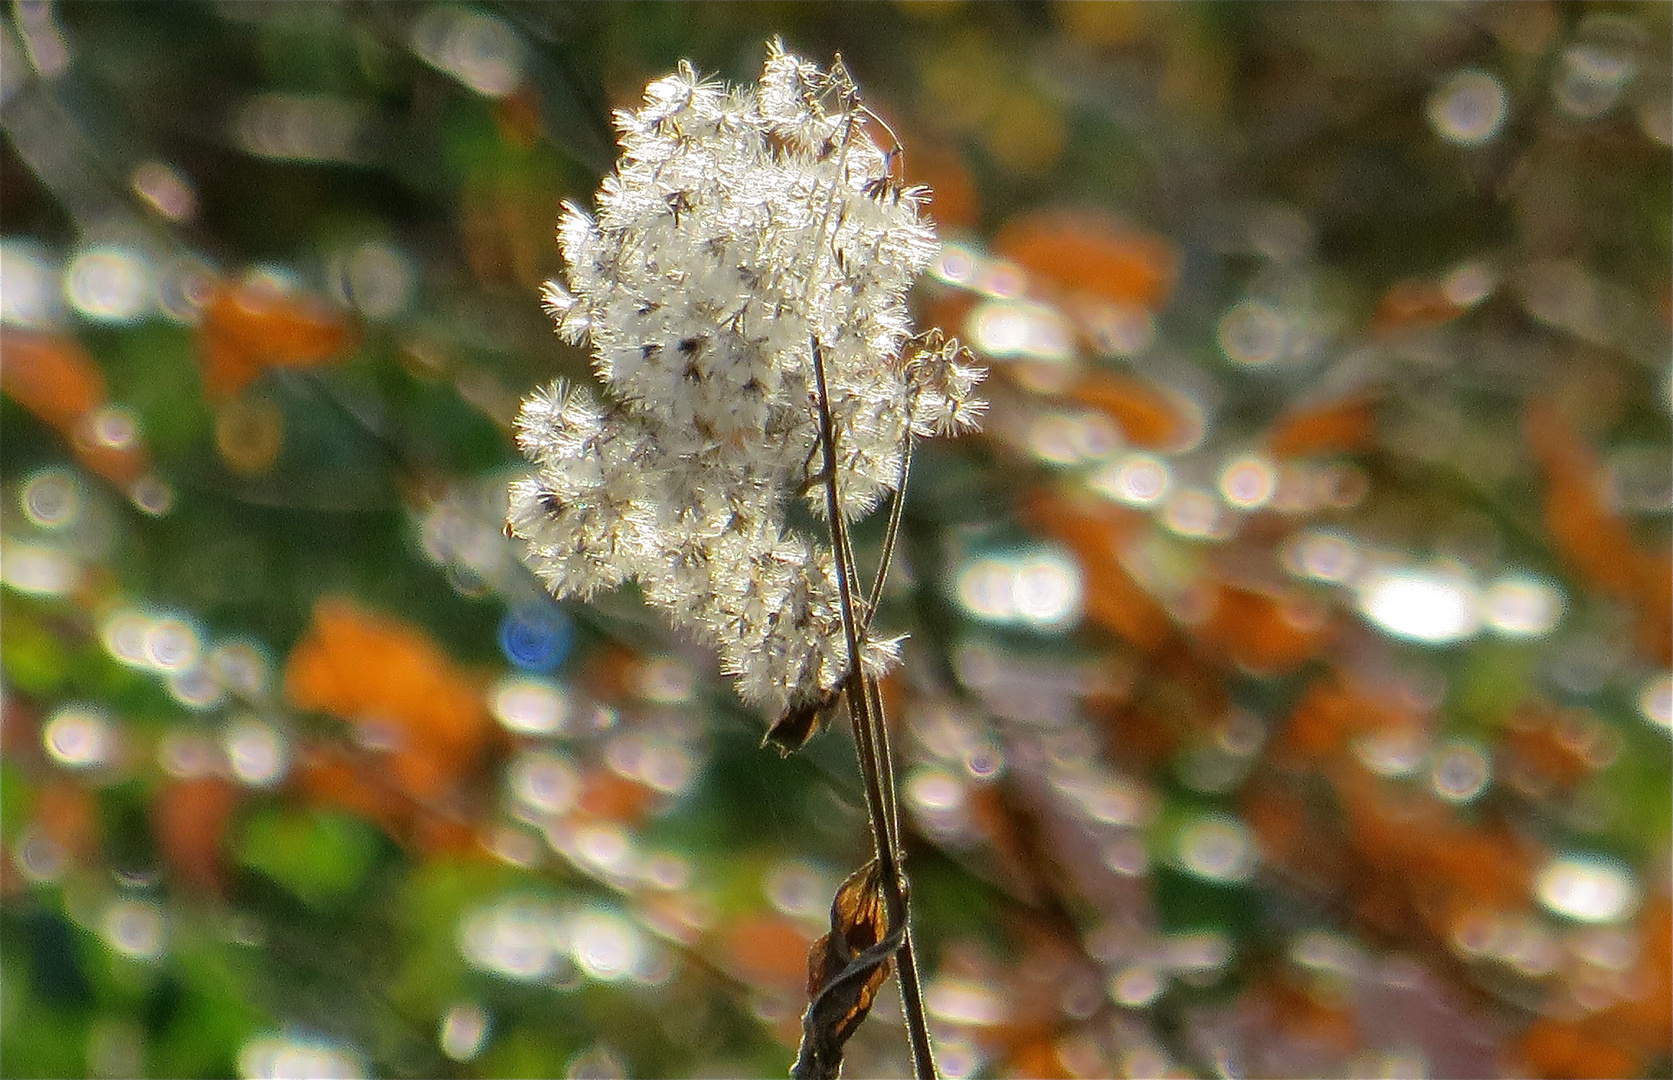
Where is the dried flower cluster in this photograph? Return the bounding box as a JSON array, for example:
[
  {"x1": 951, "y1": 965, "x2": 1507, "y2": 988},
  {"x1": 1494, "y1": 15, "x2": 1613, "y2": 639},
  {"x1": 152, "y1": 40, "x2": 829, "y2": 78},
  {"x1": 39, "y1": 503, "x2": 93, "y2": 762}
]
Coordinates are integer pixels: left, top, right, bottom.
[{"x1": 509, "y1": 41, "x2": 983, "y2": 720}]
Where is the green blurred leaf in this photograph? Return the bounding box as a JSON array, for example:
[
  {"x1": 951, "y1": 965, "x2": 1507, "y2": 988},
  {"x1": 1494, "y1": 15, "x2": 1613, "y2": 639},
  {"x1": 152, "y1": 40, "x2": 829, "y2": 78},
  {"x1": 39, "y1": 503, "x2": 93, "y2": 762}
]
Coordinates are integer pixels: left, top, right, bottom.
[{"x1": 233, "y1": 808, "x2": 381, "y2": 909}]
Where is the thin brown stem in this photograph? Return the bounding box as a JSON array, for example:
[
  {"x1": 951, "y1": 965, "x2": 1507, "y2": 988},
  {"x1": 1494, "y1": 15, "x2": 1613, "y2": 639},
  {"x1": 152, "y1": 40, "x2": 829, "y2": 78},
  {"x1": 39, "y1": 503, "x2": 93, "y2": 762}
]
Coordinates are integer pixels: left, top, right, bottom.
[
  {"x1": 861, "y1": 436, "x2": 912, "y2": 630},
  {"x1": 810, "y1": 335, "x2": 936, "y2": 1080}
]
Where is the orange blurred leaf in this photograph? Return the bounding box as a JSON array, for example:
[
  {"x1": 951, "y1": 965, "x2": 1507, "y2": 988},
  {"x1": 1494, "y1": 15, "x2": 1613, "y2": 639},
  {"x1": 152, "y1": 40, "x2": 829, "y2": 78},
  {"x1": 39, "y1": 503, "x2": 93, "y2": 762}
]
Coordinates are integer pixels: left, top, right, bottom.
[
  {"x1": 197, "y1": 279, "x2": 356, "y2": 398},
  {"x1": 285, "y1": 598, "x2": 490, "y2": 801},
  {"x1": 1274, "y1": 675, "x2": 1419, "y2": 763},
  {"x1": 1023, "y1": 489, "x2": 1172, "y2": 651},
  {"x1": 0, "y1": 332, "x2": 106, "y2": 431},
  {"x1": 1370, "y1": 278, "x2": 1464, "y2": 333},
  {"x1": 1266, "y1": 393, "x2": 1379, "y2": 459},
  {"x1": 152, "y1": 776, "x2": 242, "y2": 895},
  {"x1": 1067, "y1": 371, "x2": 1198, "y2": 451},
  {"x1": 1525, "y1": 400, "x2": 1668, "y2": 663},
  {"x1": 576, "y1": 768, "x2": 657, "y2": 824},
  {"x1": 994, "y1": 211, "x2": 1178, "y2": 311},
  {"x1": 1196, "y1": 582, "x2": 1334, "y2": 675},
  {"x1": 36, "y1": 779, "x2": 100, "y2": 865},
  {"x1": 721, "y1": 914, "x2": 816, "y2": 994},
  {"x1": 905, "y1": 141, "x2": 979, "y2": 232},
  {"x1": 0, "y1": 332, "x2": 151, "y2": 487}
]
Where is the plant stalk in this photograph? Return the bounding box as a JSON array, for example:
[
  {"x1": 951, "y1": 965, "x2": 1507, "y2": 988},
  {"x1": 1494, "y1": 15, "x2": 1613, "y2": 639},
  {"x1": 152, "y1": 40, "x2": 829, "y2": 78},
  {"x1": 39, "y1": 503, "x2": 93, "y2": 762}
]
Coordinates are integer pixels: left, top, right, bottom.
[{"x1": 810, "y1": 335, "x2": 936, "y2": 1080}]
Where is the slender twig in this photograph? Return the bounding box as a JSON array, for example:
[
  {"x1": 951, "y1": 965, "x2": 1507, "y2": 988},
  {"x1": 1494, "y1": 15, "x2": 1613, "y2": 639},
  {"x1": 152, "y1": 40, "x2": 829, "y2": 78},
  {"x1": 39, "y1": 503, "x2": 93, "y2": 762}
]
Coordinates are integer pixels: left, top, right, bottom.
[
  {"x1": 798, "y1": 64, "x2": 935, "y2": 1078},
  {"x1": 861, "y1": 437, "x2": 912, "y2": 630},
  {"x1": 810, "y1": 335, "x2": 936, "y2": 1080}
]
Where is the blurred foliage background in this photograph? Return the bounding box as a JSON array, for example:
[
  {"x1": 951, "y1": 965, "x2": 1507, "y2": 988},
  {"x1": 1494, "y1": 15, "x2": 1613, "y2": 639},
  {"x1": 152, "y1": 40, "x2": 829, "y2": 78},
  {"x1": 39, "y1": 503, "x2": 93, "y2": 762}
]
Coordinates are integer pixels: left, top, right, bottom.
[{"x1": 1, "y1": 2, "x2": 1670, "y2": 1078}]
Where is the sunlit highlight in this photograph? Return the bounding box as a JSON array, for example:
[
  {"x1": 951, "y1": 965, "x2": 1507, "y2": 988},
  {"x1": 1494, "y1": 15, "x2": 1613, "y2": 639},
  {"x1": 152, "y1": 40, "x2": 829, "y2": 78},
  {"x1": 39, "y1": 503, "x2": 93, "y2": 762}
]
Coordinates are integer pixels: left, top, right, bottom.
[
  {"x1": 1430, "y1": 741, "x2": 1490, "y2": 803},
  {"x1": 43, "y1": 704, "x2": 113, "y2": 769},
  {"x1": 1639, "y1": 673, "x2": 1672, "y2": 733},
  {"x1": 1217, "y1": 300, "x2": 1285, "y2": 367},
  {"x1": 438, "y1": 1002, "x2": 489, "y2": 1063},
  {"x1": 967, "y1": 299, "x2": 1075, "y2": 363},
  {"x1": 1536, "y1": 853, "x2": 1639, "y2": 924},
  {"x1": 1427, "y1": 69, "x2": 1509, "y2": 146},
  {"x1": 410, "y1": 7, "x2": 524, "y2": 98},
  {"x1": 1481, "y1": 574, "x2": 1564, "y2": 637},
  {"x1": 1355, "y1": 566, "x2": 1480, "y2": 644},
  {"x1": 1090, "y1": 452, "x2": 1171, "y2": 508},
  {"x1": 1219, "y1": 455, "x2": 1277, "y2": 510},
  {"x1": 224, "y1": 717, "x2": 288, "y2": 787},
  {"x1": 954, "y1": 547, "x2": 1082, "y2": 630},
  {"x1": 1, "y1": 539, "x2": 79, "y2": 597},
  {"x1": 64, "y1": 247, "x2": 152, "y2": 323},
  {"x1": 1176, "y1": 815, "x2": 1256, "y2": 884},
  {"x1": 491, "y1": 676, "x2": 569, "y2": 735},
  {"x1": 238, "y1": 1034, "x2": 365, "y2": 1080},
  {"x1": 0, "y1": 240, "x2": 60, "y2": 328}
]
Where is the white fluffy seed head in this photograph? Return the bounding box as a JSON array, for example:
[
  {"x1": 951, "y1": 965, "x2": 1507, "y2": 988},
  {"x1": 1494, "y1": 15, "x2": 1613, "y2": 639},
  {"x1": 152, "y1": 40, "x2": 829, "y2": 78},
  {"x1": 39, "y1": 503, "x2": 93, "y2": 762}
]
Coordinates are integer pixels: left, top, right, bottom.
[{"x1": 509, "y1": 40, "x2": 984, "y2": 720}]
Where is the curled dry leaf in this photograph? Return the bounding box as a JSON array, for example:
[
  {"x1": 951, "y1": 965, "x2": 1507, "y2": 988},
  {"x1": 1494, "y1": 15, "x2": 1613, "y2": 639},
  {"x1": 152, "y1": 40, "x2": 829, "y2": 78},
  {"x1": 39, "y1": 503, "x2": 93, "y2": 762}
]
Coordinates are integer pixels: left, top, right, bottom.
[
  {"x1": 764, "y1": 684, "x2": 846, "y2": 757},
  {"x1": 793, "y1": 859, "x2": 902, "y2": 1080}
]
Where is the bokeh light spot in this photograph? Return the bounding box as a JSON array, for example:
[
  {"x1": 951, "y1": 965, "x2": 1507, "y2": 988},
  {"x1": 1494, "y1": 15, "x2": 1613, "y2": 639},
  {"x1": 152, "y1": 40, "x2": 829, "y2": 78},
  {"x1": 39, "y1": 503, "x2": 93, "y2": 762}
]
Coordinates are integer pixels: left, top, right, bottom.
[
  {"x1": 439, "y1": 1002, "x2": 489, "y2": 1063},
  {"x1": 1162, "y1": 487, "x2": 1227, "y2": 540},
  {"x1": 1430, "y1": 741, "x2": 1490, "y2": 803},
  {"x1": 238, "y1": 1034, "x2": 365, "y2": 1080},
  {"x1": 43, "y1": 704, "x2": 113, "y2": 769},
  {"x1": 208, "y1": 640, "x2": 274, "y2": 701},
  {"x1": 1217, "y1": 300, "x2": 1285, "y2": 367},
  {"x1": 568, "y1": 910, "x2": 643, "y2": 982},
  {"x1": 410, "y1": 6, "x2": 524, "y2": 98},
  {"x1": 1554, "y1": 44, "x2": 1633, "y2": 119},
  {"x1": 954, "y1": 548, "x2": 1082, "y2": 630},
  {"x1": 224, "y1": 717, "x2": 288, "y2": 787},
  {"x1": 1013, "y1": 549, "x2": 1082, "y2": 628},
  {"x1": 234, "y1": 94, "x2": 369, "y2": 163},
  {"x1": 1219, "y1": 455, "x2": 1276, "y2": 510},
  {"x1": 968, "y1": 299, "x2": 1075, "y2": 363},
  {"x1": 145, "y1": 617, "x2": 202, "y2": 671},
  {"x1": 100, "y1": 899, "x2": 166, "y2": 961},
  {"x1": 169, "y1": 665, "x2": 228, "y2": 711},
  {"x1": 930, "y1": 243, "x2": 979, "y2": 287},
  {"x1": 764, "y1": 860, "x2": 830, "y2": 920},
  {"x1": 0, "y1": 240, "x2": 61, "y2": 328},
  {"x1": 130, "y1": 160, "x2": 197, "y2": 222},
  {"x1": 329, "y1": 241, "x2": 414, "y2": 321},
  {"x1": 1356, "y1": 567, "x2": 1480, "y2": 644},
  {"x1": 498, "y1": 604, "x2": 573, "y2": 672},
  {"x1": 1090, "y1": 452, "x2": 1171, "y2": 508},
  {"x1": 1427, "y1": 69, "x2": 1509, "y2": 145},
  {"x1": 491, "y1": 675, "x2": 569, "y2": 735},
  {"x1": 1176, "y1": 815, "x2": 1256, "y2": 884},
  {"x1": 637, "y1": 657, "x2": 694, "y2": 704},
  {"x1": 20, "y1": 467, "x2": 80, "y2": 528},
  {"x1": 925, "y1": 978, "x2": 1007, "y2": 1025},
  {"x1": 64, "y1": 247, "x2": 152, "y2": 323},
  {"x1": 459, "y1": 899, "x2": 562, "y2": 982},
  {"x1": 128, "y1": 475, "x2": 174, "y2": 517},
  {"x1": 1, "y1": 541, "x2": 79, "y2": 597},
  {"x1": 1109, "y1": 966, "x2": 1163, "y2": 1007},
  {"x1": 1638, "y1": 673, "x2": 1672, "y2": 733},
  {"x1": 508, "y1": 751, "x2": 579, "y2": 818},
  {"x1": 1536, "y1": 853, "x2": 1639, "y2": 924},
  {"x1": 1481, "y1": 574, "x2": 1564, "y2": 637}
]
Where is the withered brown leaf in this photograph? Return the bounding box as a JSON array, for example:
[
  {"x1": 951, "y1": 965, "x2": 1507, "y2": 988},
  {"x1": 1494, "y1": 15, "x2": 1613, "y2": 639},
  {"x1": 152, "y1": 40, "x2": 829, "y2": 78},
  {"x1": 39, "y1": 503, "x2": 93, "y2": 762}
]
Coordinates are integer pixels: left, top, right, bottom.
[
  {"x1": 764, "y1": 684, "x2": 846, "y2": 756},
  {"x1": 791, "y1": 860, "x2": 903, "y2": 1080}
]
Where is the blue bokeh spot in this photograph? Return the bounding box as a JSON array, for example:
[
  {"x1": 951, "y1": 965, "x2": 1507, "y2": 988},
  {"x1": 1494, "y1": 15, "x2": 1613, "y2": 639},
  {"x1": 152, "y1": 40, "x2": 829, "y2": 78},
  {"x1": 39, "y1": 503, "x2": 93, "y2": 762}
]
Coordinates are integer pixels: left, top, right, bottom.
[{"x1": 498, "y1": 604, "x2": 574, "y2": 672}]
